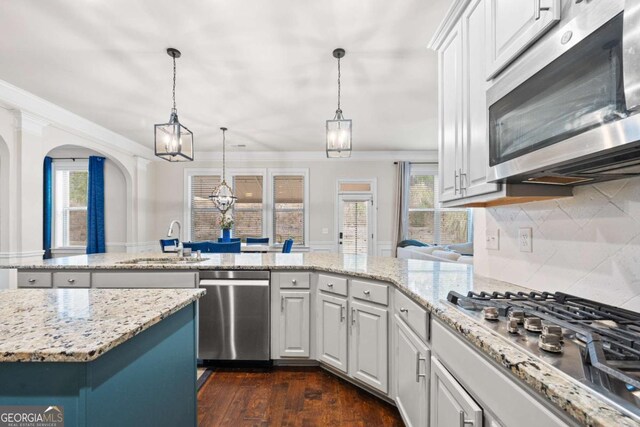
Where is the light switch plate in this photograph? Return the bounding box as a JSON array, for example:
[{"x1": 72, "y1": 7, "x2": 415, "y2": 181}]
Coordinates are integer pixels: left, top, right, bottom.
[
  {"x1": 486, "y1": 229, "x2": 500, "y2": 250},
  {"x1": 519, "y1": 228, "x2": 533, "y2": 252},
  {"x1": 322, "y1": 228, "x2": 329, "y2": 235}
]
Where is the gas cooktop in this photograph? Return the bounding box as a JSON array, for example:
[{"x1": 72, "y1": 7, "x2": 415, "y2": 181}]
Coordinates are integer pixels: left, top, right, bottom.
[{"x1": 446, "y1": 290, "x2": 640, "y2": 420}]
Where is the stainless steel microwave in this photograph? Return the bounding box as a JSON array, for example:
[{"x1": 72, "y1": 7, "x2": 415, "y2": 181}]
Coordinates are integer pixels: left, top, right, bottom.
[{"x1": 487, "y1": 0, "x2": 640, "y2": 185}]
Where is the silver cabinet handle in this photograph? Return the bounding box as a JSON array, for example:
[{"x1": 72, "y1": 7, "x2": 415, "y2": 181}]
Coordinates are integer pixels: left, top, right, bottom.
[
  {"x1": 68, "y1": 279, "x2": 76, "y2": 283},
  {"x1": 327, "y1": 283, "x2": 334, "y2": 288},
  {"x1": 28, "y1": 279, "x2": 36, "y2": 283},
  {"x1": 291, "y1": 279, "x2": 297, "y2": 285},
  {"x1": 459, "y1": 168, "x2": 466, "y2": 192},
  {"x1": 454, "y1": 170, "x2": 459, "y2": 194},
  {"x1": 400, "y1": 307, "x2": 408, "y2": 314},
  {"x1": 340, "y1": 305, "x2": 345, "y2": 322},
  {"x1": 459, "y1": 411, "x2": 474, "y2": 426},
  {"x1": 416, "y1": 354, "x2": 427, "y2": 382},
  {"x1": 281, "y1": 296, "x2": 285, "y2": 311},
  {"x1": 351, "y1": 307, "x2": 356, "y2": 326},
  {"x1": 363, "y1": 290, "x2": 370, "y2": 296},
  {"x1": 534, "y1": 0, "x2": 550, "y2": 20}
]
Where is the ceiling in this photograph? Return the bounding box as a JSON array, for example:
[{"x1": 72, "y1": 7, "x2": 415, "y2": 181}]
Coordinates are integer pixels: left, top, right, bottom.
[{"x1": 0, "y1": 0, "x2": 451, "y2": 153}]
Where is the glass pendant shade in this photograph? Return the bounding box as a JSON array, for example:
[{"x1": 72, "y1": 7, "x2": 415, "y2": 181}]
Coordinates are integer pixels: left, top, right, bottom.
[
  {"x1": 154, "y1": 48, "x2": 194, "y2": 162},
  {"x1": 326, "y1": 48, "x2": 352, "y2": 158},
  {"x1": 209, "y1": 181, "x2": 237, "y2": 214},
  {"x1": 154, "y1": 111, "x2": 194, "y2": 161},
  {"x1": 326, "y1": 110, "x2": 352, "y2": 158}
]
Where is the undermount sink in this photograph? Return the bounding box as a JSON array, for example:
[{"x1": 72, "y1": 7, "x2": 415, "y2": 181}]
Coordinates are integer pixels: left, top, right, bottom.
[{"x1": 116, "y1": 257, "x2": 206, "y2": 265}]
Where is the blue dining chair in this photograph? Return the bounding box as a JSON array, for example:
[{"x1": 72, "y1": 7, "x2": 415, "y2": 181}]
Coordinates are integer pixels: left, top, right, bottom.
[
  {"x1": 159, "y1": 238, "x2": 179, "y2": 253},
  {"x1": 217, "y1": 238, "x2": 241, "y2": 243},
  {"x1": 246, "y1": 237, "x2": 270, "y2": 245},
  {"x1": 282, "y1": 239, "x2": 294, "y2": 253},
  {"x1": 208, "y1": 241, "x2": 241, "y2": 253}
]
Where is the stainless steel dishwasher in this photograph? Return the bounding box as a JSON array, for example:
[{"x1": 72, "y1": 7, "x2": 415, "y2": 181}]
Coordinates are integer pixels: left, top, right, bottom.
[{"x1": 198, "y1": 270, "x2": 270, "y2": 362}]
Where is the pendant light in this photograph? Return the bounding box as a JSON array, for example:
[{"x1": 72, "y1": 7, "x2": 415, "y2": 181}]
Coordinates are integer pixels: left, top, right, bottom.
[
  {"x1": 209, "y1": 127, "x2": 237, "y2": 213},
  {"x1": 326, "y1": 48, "x2": 352, "y2": 158},
  {"x1": 154, "y1": 48, "x2": 194, "y2": 162}
]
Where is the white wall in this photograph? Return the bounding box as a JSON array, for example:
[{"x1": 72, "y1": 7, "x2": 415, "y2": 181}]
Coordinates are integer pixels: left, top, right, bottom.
[
  {"x1": 474, "y1": 177, "x2": 640, "y2": 310},
  {"x1": 152, "y1": 157, "x2": 403, "y2": 256}
]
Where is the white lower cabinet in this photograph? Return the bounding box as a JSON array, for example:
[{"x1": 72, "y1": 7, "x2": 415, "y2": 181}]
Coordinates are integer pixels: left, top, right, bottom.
[
  {"x1": 394, "y1": 316, "x2": 430, "y2": 427},
  {"x1": 431, "y1": 356, "x2": 483, "y2": 427},
  {"x1": 278, "y1": 291, "x2": 310, "y2": 358},
  {"x1": 317, "y1": 292, "x2": 348, "y2": 373},
  {"x1": 349, "y1": 300, "x2": 388, "y2": 394}
]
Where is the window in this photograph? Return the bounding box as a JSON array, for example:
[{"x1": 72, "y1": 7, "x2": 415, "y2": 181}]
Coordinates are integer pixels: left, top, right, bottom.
[
  {"x1": 54, "y1": 161, "x2": 88, "y2": 247},
  {"x1": 273, "y1": 175, "x2": 305, "y2": 244},
  {"x1": 407, "y1": 168, "x2": 471, "y2": 245},
  {"x1": 190, "y1": 175, "x2": 222, "y2": 241},
  {"x1": 232, "y1": 175, "x2": 264, "y2": 239},
  {"x1": 186, "y1": 169, "x2": 306, "y2": 244}
]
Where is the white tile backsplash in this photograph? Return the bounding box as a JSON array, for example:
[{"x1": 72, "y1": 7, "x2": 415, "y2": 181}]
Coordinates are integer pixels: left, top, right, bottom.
[{"x1": 474, "y1": 177, "x2": 640, "y2": 310}]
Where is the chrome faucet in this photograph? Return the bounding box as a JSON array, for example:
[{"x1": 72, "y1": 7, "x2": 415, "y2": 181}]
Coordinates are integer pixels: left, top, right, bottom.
[{"x1": 167, "y1": 220, "x2": 183, "y2": 257}]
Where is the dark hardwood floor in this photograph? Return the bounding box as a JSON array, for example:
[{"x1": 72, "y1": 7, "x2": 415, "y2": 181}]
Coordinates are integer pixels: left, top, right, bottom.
[{"x1": 197, "y1": 367, "x2": 404, "y2": 427}]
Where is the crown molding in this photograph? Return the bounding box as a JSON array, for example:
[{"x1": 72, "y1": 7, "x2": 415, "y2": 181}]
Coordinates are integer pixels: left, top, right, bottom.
[
  {"x1": 0, "y1": 78, "x2": 155, "y2": 160},
  {"x1": 427, "y1": 0, "x2": 471, "y2": 50},
  {"x1": 191, "y1": 150, "x2": 438, "y2": 163},
  {"x1": 13, "y1": 110, "x2": 50, "y2": 136}
]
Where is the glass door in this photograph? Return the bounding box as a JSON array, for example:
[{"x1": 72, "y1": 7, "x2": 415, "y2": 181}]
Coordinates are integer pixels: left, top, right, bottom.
[{"x1": 338, "y1": 195, "x2": 373, "y2": 255}]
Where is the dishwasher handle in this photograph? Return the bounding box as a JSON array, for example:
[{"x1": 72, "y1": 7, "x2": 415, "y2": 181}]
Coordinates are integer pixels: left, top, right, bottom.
[{"x1": 199, "y1": 279, "x2": 269, "y2": 287}]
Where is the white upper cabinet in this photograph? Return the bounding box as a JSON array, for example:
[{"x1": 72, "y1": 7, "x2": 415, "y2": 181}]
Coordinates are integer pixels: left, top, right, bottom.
[
  {"x1": 438, "y1": 22, "x2": 464, "y2": 203},
  {"x1": 463, "y1": 0, "x2": 499, "y2": 198},
  {"x1": 485, "y1": 0, "x2": 561, "y2": 79}
]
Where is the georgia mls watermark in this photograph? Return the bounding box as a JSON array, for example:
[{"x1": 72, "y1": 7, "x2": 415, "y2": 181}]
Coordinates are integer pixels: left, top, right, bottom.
[{"x1": 0, "y1": 406, "x2": 64, "y2": 427}]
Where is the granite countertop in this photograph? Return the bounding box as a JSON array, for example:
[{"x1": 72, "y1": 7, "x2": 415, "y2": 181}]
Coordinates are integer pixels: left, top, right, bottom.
[
  {"x1": 2, "y1": 252, "x2": 637, "y2": 426},
  {"x1": 0, "y1": 288, "x2": 205, "y2": 363}
]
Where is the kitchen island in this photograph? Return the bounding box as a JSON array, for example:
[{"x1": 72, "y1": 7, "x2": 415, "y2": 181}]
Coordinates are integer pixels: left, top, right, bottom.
[
  {"x1": 0, "y1": 288, "x2": 205, "y2": 427},
  {"x1": 2, "y1": 253, "x2": 638, "y2": 426}
]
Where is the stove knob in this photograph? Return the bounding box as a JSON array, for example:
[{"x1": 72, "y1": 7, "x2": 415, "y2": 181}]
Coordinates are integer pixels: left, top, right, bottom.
[
  {"x1": 524, "y1": 316, "x2": 543, "y2": 332},
  {"x1": 538, "y1": 332, "x2": 563, "y2": 353},
  {"x1": 483, "y1": 307, "x2": 499, "y2": 321},
  {"x1": 542, "y1": 325, "x2": 563, "y2": 341},
  {"x1": 507, "y1": 318, "x2": 520, "y2": 334},
  {"x1": 508, "y1": 310, "x2": 525, "y2": 325}
]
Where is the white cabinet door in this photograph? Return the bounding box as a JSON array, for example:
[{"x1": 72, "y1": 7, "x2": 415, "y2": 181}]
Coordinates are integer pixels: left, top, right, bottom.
[
  {"x1": 438, "y1": 21, "x2": 463, "y2": 203},
  {"x1": 430, "y1": 357, "x2": 483, "y2": 427},
  {"x1": 485, "y1": 0, "x2": 561, "y2": 79},
  {"x1": 394, "y1": 316, "x2": 430, "y2": 427},
  {"x1": 317, "y1": 292, "x2": 348, "y2": 373},
  {"x1": 462, "y1": 0, "x2": 499, "y2": 198},
  {"x1": 349, "y1": 300, "x2": 388, "y2": 393},
  {"x1": 279, "y1": 291, "x2": 310, "y2": 358}
]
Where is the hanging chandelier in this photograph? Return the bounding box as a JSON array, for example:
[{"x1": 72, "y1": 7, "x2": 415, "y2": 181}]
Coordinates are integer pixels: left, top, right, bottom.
[
  {"x1": 154, "y1": 48, "x2": 194, "y2": 162},
  {"x1": 209, "y1": 127, "x2": 237, "y2": 213},
  {"x1": 326, "y1": 48, "x2": 352, "y2": 158}
]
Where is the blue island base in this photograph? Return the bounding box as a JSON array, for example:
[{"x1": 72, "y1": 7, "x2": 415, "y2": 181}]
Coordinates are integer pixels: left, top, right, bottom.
[{"x1": 0, "y1": 303, "x2": 198, "y2": 427}]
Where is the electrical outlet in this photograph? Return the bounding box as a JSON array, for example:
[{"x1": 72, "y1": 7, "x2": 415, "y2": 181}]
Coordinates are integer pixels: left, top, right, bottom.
[
  {"x1": 486, "y1": 229, "x2": 500, "y2": 250},
  {"x1": 519, "y1": 228, "x2": 533, "y2": 252}
]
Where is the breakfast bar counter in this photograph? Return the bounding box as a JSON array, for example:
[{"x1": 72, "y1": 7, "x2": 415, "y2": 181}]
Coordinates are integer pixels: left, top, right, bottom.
[{"x1": 0, "y1": 288, "x2": 205, "y2": 427}]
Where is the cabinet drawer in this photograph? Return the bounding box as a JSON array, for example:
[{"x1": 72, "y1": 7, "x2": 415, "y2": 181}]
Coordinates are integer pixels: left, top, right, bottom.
[
  {"x1": 53, "y1": 272, "x2": 91, "y2": 288},
  {"x1": 395, "y1": 289, "x2": 429, "y2": 342},
  {"x1": 279, "y1": 272, "x2": 310, "y2": 289},
  {"x1": 318, "y1": 274, "x2": 347, "y2": 296},
  {"x1": 17, "y1": 272, "x2": 52, "y2": 288},
  {"x1": 92, "y1": 272, "x2": 197, "y2": 288},
  {"x1": 351, "y1": 279, "x2": 388, "y2": 306}
]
